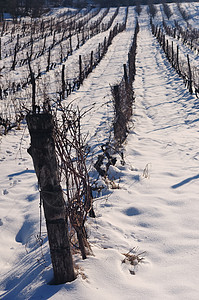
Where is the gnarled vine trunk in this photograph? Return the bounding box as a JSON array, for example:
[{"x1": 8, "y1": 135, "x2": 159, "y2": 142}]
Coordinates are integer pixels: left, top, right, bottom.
[{"x1": 26, "y1": 112, "x2": 75, "y2": 284}]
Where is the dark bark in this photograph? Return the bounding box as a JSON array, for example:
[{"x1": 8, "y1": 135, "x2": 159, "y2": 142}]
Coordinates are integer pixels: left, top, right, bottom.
[
  {"x1": 187, "y1": 54, "x2": 193, "y2": 94},
  {"x1": 11, "y1": 43, "x2": 17, "y2": 70},
  {"x1": 79, "y1": 55, "x2": 82, "y2": 84},
  {"x1": 26, "y1": 113, "x2": 75, "y2": 284},
  {"x1": 27, "y1": 53, "x2": 35, "y2": 111},
  {"x1": 77, "y1": 229, "x2": 87, "y2": 260},
  {"x1": 69, "y1": 30, "x2": 72, "y2": 55},
  {"x1": 62, "y1": 64, "x2": 65, "y2": 99},
  {"x1": 113, "y1": 85, "x2": 127, "y2": 144},
  {"x1": 90, "y1": 50, "x2": 93, "y2": 71},
  {"x1": 46, "y1": 47, "x2": 51, "y2": 72},
  {"x1": 176, "y1": 45, "x2": 179, "y2": 73},
  {"x1": 42, "y1": 34, "x2": 47, "y2": 55},
  {"x1": 98, "y1": 43, "x2": 101, "y2": 61},
  {"x1": 171, "y1": 41, "x2": 174, "y2": 67}
]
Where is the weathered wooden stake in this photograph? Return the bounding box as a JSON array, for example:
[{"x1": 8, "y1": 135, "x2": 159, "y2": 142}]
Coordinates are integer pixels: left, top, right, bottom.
[
  {"x1": 46, "y1": 47, "x2": 51, "y2": 72},
  {"x1": 171, "y1": 41, "x2": 174, "y2": 66},
  {"x1": 187, "y1": 54, "x2": 193, "y2": 94},
  {"x1": 53, "y1": 30, "x2": 56, "y2": 47},
  {"x1": 62, "y1": 64, "x2": 65, "y2": 99},
  {"x1": 82, "y1": 26, "x2": 85, "y2": 44},
  {"x1": 103, "y1": 37, "x2": 107, "y2": 54},
  {"x1": 113, "y1": 85, "x2": 127, "y2": 144},
  {"x1": 166, "y1": 40, "x2": 169, "y2": 58},
  {"x1": 30, "y1": 34, "x2": 33, "y2": 60},
  {"x1": 69, "y1": 30, "x2": 72, "y2": 55},
  {"x1": 176, "y1": 45, "x2": 179, "y2": 73},
  {"x1": 1, "y1": 21, "x2": 5, "y2": 37},
  {"x1": 162, "y1": 34, "x2": 165, "y2": 52},
  {"x1": 26, "y1": 113, "x2": 75, "y2": 284},
  {"x1": 79, "y1": 55, "x2": 82, "y2": 84},
  {"x1": 11, "y1": 42, "x2": 18, "y2": 70},
  {"x1": 42, "y1": 34, "x2": 47, "y2": 55},
  {"x1": 123, "y1": 64, "x2": 129, "y2": 94},
  {"x1": 27, "y1": 53, "x2": 36, "y2": 110},
  {"x1": 98, "y1": 43, "x2": 101, "y2": 61},
  {"x1": 123, "y1": 63, "x2": 132, "y2": 120},
  {"x1": 90, "y1": 50, "x2": 93, "y2": 70},
  {"x1": 76, "y1": 33, "x2": 79, "y2": 49}
]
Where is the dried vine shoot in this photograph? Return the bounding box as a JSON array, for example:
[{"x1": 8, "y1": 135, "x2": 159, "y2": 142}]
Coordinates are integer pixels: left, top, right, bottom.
[{"x1": 54, "y1": 105, "x2": 93, "y2": 259}]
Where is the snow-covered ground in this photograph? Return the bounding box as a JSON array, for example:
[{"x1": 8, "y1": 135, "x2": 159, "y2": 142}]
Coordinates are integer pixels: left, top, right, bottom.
[{"x1": 0, "y1": 3, "x2": 199, "y2": 299}]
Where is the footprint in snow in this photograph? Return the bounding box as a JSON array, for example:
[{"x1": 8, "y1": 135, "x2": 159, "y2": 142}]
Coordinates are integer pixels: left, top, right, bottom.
[
  {"x1": 124, "y1": 207, "x2": 141, "y2": 217},
  {"x1": 27, "y1": 194, "x2": 37, "y2": 202},
  {"x1": 2, "y1": 189, "x2": 9, "y2": 195},
  {"x1": 0, "y1": 219, "x2": 3, "y2": 226},
  {"x1": 6, "y1": 150, "x2": 12, "y2": 155}
]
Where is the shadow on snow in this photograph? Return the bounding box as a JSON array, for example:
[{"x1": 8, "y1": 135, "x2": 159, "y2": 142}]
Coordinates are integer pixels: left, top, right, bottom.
[{"x1": 171, "y1": 174, "x2": 199, "y2": 189}]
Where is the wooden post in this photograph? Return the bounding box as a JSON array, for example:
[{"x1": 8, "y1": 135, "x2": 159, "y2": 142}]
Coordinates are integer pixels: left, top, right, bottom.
[
  {"x1": 176, "y1": 45, "x2": 179, "y2": 73},
  {"x1": 123, "y1": 64, "x2": 129, "y2": 93},
  {"x1": 61, "y1": 29, "x2": 66, "y2": 42},
  {"x1": 113, "y1": 85, "x2": 121, "y2": 121},
  {"x1": 113, "y1": 85, "x2": 127, "y2": 144},
  {"x1": 41, "y1": 19, "x2": 44, "y2": 37},
  {"x1": 166, "y1": 40, "x2": 169, "y2": 59},
  {"x1": 171, "y1": 41, "x2": 174, "y2": 66},
  {"x1": 162, "y1": 34, "x2": 165, "y2": 52},
  {"x1": 46, "y1": 47, "x2": 51, "y2": 72},
  {"x1": 103, "y1": 36, "x2": 106, "y2": 54},
  {"x1": 128, "y1": 53, "x2": 132, "y2": 84},
  {"x1": 123, "y1": 63, "x2": 132, "y2": 120},
  {"x1": 27, "y1": 53, "x2": 36, "y2": 111},
  {"x1": 31, "y1": 73, "x2": 36, "y2": 110},
  {"x1": 174, "y1": 28, "x2": 176, "y2": 39},
  {"x1": 82, "y1": 26, "x2": 85, "y2": 44},
  {"x1": 90, "y1": 50, "x2": 93, "y2": 70},
  {"x1": 30, "y1": 34, "x2": 33, "y2": 60},
  {"x1": 17, "y1": 33, "x2": 19, "y2": 45},
  {"x1": 62, "y1": 64, "x2": 65, "y2": 99},
  {"x1": 98, "y1": 43, "x2": 101, "y2": 61},
  {"x1": 50, "y1": 18, "x2": 53, "y2": 35},
  {"x1": 60, "y1": 43, "x2": 63, "y2": 63},
  {"x1": 26, "y1": 113, "x2": 75, "y2": 284},
  {"x1": 11, "y1": 42, "x2": 18, "y2": 70},
  {"x1": 42, "y1": 34, "x2": 47, "y2": 55},
  {"x1": 76, "y1": 33, "x2": 79, "y2": 49},
  {"x1": 155, "y1": 25, "x2": 158, "y2": 37},
  {"x1": 157, "y1": 27, "x2": 161, "y2": 41},
  {"x1": 53, "y1": 30, "x2": 56, "y2": 47},
  {"x1": 187, "y1": 54, "x2": 193, "y2": 94},
  {"x1": 1, "y1": 21, "x2": 5, "y2": 37},
  {"x1": 69, "y1": 30, "x2": 72, "y2": 55},
  {"x1": 79, "y1": 55, "x2": 82, "y2": 84}
]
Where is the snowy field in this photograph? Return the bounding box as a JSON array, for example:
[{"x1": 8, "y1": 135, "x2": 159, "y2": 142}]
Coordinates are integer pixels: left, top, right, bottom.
[{"x1": 0, "y1": 2, "x2": 199, "y2": 299}]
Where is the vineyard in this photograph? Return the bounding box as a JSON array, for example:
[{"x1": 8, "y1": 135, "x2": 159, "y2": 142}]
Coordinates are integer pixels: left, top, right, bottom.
[{"x1": 0, "y1": 1, "x2": 199, "y2": 299}]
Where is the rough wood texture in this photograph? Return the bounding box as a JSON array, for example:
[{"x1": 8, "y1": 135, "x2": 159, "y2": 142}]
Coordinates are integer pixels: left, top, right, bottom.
[
  {"x1": 26, "y1": 112, "x2": 75, "y2": 284},
  {"x1": 113, "y1": 85, "x2": 127, "y2": 144}
]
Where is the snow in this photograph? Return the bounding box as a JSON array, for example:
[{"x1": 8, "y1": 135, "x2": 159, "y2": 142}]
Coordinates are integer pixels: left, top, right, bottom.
[{"x1": 0, "y1": 3, "x2": 199, "y2": 299}]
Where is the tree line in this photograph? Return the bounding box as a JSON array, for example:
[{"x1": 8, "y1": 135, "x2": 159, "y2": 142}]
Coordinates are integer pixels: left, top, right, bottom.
[
  {"x1": 0, "y1": 0, "x2": 46, "y2": 20},
  {"x1": 0, "y1": 0, "x2": 196, "y2": 22}
]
